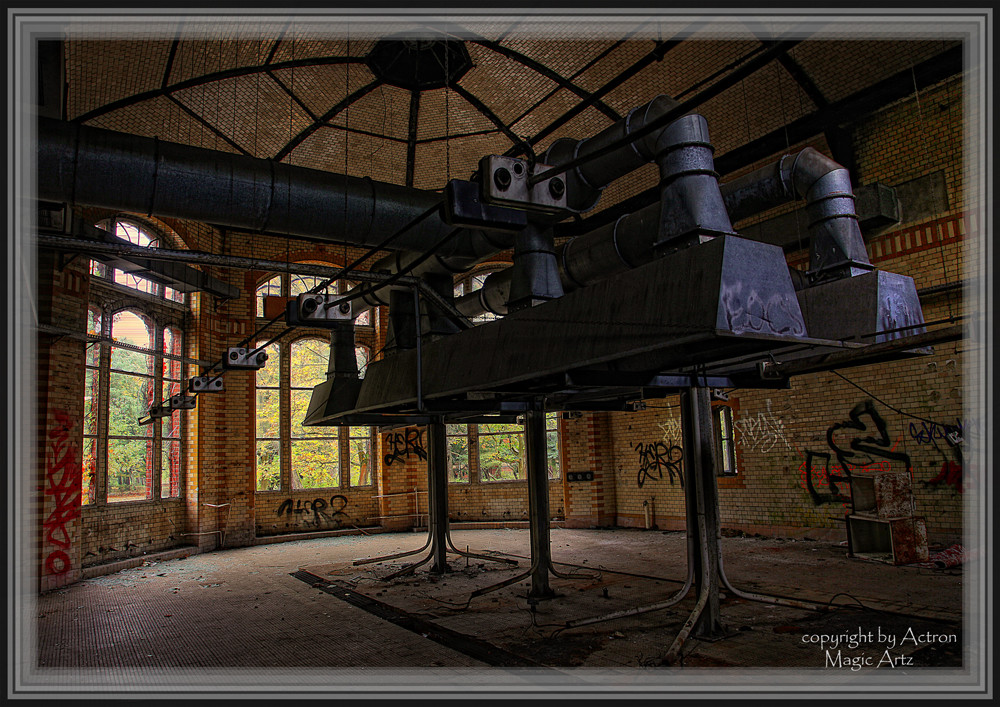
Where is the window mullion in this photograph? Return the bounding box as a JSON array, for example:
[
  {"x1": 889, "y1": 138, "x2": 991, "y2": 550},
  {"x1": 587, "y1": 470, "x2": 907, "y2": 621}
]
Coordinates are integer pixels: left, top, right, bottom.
[
  {"x1": 152, "y1": 323, "x2": 163, "y2": 500},
  {"x1": 280, "y1": 340, "x2": 291, "y2": 493},
  {"x1": 469, "y1": 424, "x2": 480, "y2": 484},
  {"x1": 96, "y1": 319, "x2": 110, "y2": 505}
]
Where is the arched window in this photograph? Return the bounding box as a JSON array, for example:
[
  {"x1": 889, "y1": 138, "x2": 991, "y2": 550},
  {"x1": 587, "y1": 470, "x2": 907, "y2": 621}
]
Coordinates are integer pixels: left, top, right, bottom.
[
  {"x1": 253, "y1": 266, "x2": 377, "y2": 494},
  {"x1": 83, "y1": 219, "x2": 188, "y2": 506},
  {"x1": 91, "y1": 217, "x2": 186, "y2": 303},
  {"x1": 256, "y1": 269, "x2": 371, "y2": 326}
]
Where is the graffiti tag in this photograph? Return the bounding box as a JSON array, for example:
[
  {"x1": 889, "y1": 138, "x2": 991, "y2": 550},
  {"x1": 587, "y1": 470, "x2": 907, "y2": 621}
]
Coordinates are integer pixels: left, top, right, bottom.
[
  {"x1": 734, "y1": 399, "x2": 790, "y2": 453},
  {"x1": 799, "y1": 400, "x2": 911, "y2": 505},
  {"x1": 276, "y1": 495, "x2": 349, "y2": 527},
  {"x1": 43, "y1": 410, "x2": 82, "y2": 575},
  {"x1": 635, "y1": 441, "x2": 684, "y2": 488},
  {"x1": 383, "y1": 429, "x2": 426, "y2": 466}
]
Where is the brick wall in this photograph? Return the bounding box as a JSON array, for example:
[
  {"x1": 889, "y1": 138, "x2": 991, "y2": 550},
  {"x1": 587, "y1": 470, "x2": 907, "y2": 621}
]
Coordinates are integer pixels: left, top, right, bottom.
[{"x1": 562, "y1": 77, "x2": 972, "y2": 543}]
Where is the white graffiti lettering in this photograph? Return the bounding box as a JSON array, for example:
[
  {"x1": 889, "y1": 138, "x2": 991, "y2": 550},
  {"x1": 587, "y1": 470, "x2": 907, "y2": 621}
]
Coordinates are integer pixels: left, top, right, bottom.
[{"x1": 734, "y1": 399, "x2": 791, "y2": 453}]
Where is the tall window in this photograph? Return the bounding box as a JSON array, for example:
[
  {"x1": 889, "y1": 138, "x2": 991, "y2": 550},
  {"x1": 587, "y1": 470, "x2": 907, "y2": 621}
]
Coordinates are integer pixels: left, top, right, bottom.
[
  {"x1": 82, "y1": 306, "x2": 102, "y2": 505},
  {"x1": 290, "y1": 338, "x2": 340, "y2": 489},
  {"x1": 107, "y1": 310, "x2": 155, "y2": 501},
  {"x1": 445, "y1": 413, "x2": 561, "y2": 483},
  {"x1": 253, "y1": 268, "x2": 377, "y2": 493},
  {"x1": 446, "y1": 424, "x2": 470, "y2": 482},
  {"x1": 83, "y1": 313, "x2": 186, "y2": 504},
  {"x1": 252, "y1": 336, "x2": 374, "y2": 493},
  {"x1": 84, "y1": 218, "x2": 187, "y2": 505},
  {"x1": 161, "y1": 326, "x2": 183, "y2": 497},
  {"x1": 255, "y1": 341, "x2": 281, "y2": 492},
  {"x1": 713, "y1": 404, "x2": 739, "y2": 476}
]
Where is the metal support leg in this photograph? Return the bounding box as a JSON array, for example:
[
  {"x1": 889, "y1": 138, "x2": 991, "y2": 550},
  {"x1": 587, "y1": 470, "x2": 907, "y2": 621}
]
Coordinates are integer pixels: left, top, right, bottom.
[
  {"x1": 526, "y1": 408, "x2": 555, "y2": 599},
  {"x1": 427, "y1": 418, "x2": 450, "y2": 574},
  {"x1": 664, "y1": 387, "x2": 727, "y2": 663}
]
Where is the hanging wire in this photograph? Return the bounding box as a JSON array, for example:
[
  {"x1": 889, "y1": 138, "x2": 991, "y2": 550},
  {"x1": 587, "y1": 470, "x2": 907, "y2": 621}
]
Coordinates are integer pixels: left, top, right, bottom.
[{"x1": 830, "y1": 369, "x2": 959, "y2": 428}]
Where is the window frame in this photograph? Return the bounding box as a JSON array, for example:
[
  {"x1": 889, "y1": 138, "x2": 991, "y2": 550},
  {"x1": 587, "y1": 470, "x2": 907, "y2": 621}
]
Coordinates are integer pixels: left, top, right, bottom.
[
  {"x1": 712, "y1": 400, "x2": 741, "y2": 478},
  {"x1": 83, "y1": 217, "x2": 189, "y2": 506},
  {"x1": 252, "y1": 268, "x2": 377, "y2": 493},
  {"x1": 444, "y1": 413, "x2": 563, "y2": 484}
]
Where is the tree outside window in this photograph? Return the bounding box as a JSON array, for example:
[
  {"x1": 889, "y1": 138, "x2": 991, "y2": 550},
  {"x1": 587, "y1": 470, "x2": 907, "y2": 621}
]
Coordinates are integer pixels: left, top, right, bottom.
[
  {"x1": 84, "y1": 218, "x2": 188, "y2": 505},
  {"x1": 445, "y1": 413, "x2": 561, "y2": 483},
  {"x1": 290, "y1": 338, "x2": 340, "y2": 489},
  {"x1": 106, "y1": 310, "x2": 155, "y2": 501},
  {"x1": 253, "y1": 333, "x2": 374, "y2": 492},
  {"x1": 446, "y1": 424, "x2": 470, "y2": 482},
  {"x1": 254, "y1": 341, "x2": 281, "y2": 492}
]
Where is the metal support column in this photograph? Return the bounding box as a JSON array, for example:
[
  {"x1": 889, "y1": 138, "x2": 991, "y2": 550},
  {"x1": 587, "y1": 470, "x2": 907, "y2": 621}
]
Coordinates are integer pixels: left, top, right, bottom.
[
  {"x1": 525, "y1": 408, "x2": 555, "y2": 599},
  {"x1": 678, "y1": 387, "x2": 726, "y2": 641},
  {"x1": 427, "y1": 418, "x2": 450, "y2": 574}
]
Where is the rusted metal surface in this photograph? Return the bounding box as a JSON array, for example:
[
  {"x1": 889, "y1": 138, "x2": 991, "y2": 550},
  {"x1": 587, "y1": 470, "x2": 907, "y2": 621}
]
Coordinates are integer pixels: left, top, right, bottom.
[
  {"x1": 846, "y1": 515, "x2": 929, "y2": 565},
  {"x1": 850, "y1": 472, "x2": 917, "y2": 519}
]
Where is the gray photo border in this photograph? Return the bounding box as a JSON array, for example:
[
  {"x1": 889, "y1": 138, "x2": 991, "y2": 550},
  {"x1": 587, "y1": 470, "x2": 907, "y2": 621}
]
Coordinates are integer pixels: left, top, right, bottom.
[{"x1": 7, "y1": 5, "x2": 993, "y2": 700}]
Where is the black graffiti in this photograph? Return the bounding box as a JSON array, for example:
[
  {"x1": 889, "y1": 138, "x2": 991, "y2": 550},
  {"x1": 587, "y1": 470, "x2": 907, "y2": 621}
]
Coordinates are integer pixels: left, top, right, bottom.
[
  {"x1": 802, "y1": 450, "x2": 851, "y2": 506},
  {"x1": 802, "y1": 400, "x2": 911, "y2": 505},
  {"x1": 635, "y1": 441, "x2": 684, "y2": 488},
  {"x1": 383, "y1": 429, "x2": 426, "y2": 466},
  {"x1": 826, "y1": 400, "x2": 912, "y2": 473},
  {"x1": 276, "y1": 495, "x2": 349, "y2": 527}
]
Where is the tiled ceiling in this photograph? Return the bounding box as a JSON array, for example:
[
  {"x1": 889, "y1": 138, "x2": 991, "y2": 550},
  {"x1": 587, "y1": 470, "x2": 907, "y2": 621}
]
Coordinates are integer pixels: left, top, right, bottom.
[{"x1": 61, "y1": 18, "x2": 961, "y2": 216}]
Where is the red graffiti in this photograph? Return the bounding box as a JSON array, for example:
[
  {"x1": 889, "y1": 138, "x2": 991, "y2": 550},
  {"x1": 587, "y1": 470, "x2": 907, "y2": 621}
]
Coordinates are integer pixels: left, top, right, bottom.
[
  {"x1": 42, "y1": 411, "x2": 81, "y2": 575},
  {"x1": 925, "y1": 461, "x2": 963, "y2": 493},
  {"x1": 796, "y1": 434, "x2": 905, "y2": 506}
]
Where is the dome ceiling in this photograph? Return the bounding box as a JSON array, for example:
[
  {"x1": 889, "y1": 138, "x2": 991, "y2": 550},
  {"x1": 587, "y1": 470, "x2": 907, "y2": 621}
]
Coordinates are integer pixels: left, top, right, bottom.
[{"x1": 60, "y1": 17, "x2": 962, "y2": 217}]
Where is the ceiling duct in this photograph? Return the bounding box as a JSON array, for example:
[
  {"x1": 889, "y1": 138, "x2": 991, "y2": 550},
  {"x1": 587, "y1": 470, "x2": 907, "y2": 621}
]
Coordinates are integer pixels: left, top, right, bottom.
[
  {"x1": 35, "y1": 117, "x2": 469, "y2": 254},
  {"x1": 719, "y1": 147, "x2": 874, "y2": 281}
]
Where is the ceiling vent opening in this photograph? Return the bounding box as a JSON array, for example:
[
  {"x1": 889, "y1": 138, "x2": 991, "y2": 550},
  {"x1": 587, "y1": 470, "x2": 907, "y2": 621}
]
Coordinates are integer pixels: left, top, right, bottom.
[{"x1": 365, "y1": 33, "x2": 473, "y2": 90}]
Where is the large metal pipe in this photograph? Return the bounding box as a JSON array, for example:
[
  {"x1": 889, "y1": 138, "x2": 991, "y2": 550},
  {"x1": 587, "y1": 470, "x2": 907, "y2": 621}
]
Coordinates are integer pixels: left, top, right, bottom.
[
  {"x1": 36, "y1": 116, "x2": 461, "y2": 253},
  {"x1": 719, "y1": 147, "x2": 872, "y2": 278},
  {"x1": 543, "y1": 95, "x2": 682, "y2": 212},
  {"x1": 455, "y1": 112, "x2": 733, "y2": 319},
  {"x1": 354, "y1": 96, "x2": 685, "y2": 313},
  {"x1": 458, "y1": 146, "x2": 871, "y2": 320}
]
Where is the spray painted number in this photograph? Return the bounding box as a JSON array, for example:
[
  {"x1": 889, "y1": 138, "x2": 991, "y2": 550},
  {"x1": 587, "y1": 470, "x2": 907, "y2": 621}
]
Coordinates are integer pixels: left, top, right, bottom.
[
  {"x1": 276, "y1": 495, "x2": 349, "y2": 527},
  {"x1": 635, "y1": 441, "x2": 684, "y2": 488}
]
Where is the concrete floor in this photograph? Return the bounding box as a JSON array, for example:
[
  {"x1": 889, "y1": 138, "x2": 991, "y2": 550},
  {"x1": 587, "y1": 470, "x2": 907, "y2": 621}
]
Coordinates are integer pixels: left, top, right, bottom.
[{"x1": 23, "y1": 527, "x2": 970, "y2": 696}]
